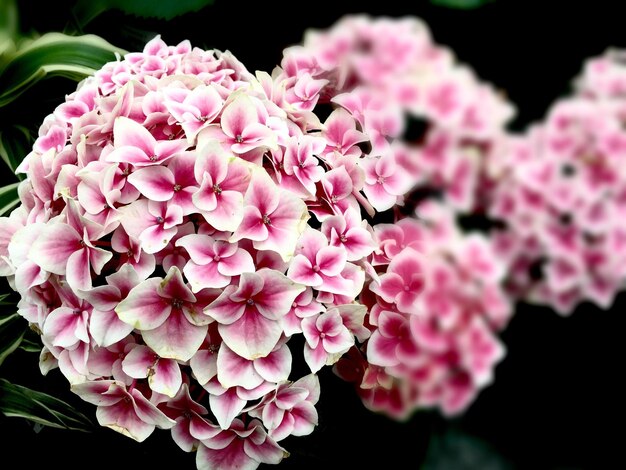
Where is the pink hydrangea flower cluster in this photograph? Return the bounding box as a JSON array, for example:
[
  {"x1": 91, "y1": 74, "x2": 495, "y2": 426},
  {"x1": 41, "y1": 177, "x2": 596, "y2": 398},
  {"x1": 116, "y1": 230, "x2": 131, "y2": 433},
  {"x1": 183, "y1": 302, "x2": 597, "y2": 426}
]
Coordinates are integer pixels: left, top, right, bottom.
[
  {"x1": 487, "y1": 50, "x2": 626, "y2": 314},
  {"x1": 276, "y1": 14, "x2": 515, "y2": 214},
  {"x1": 0, "y1": 34, "x2": 392, "y2": 469},
  {"x1": 0, "y1": 14, "x2": 527, "y2": 468},
  {"x1": 334, "y1": 201, "x2": 511, "y2": 418}
]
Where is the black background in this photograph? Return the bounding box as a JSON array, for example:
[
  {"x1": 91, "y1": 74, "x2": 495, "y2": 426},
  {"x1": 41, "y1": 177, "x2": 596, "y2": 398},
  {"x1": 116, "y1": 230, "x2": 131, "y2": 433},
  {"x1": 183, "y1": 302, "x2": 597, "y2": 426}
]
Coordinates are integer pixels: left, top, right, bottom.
[{"x1": 1, "y1": 1, "x2": 625, "y2": 468}]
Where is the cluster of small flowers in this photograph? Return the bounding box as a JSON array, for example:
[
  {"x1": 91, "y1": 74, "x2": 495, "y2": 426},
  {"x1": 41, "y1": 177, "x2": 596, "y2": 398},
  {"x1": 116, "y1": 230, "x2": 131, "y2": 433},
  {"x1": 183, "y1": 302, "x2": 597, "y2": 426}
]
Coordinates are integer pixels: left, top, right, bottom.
[
  {"x1": 0, "y1": 14, "x2": 527, "y2": 469},
  {"x1": 487, "y1": 50, "x2": 626, "y2": 314},
  {"x1": 0, "y1": 34, "x2": 390, "y2": 469},
  {"x1": 276, "y1": 14, "x2": 514, "y2": 214},
  {"x1": 335, "y1": 201, "x2": 511, "y2": 418}
]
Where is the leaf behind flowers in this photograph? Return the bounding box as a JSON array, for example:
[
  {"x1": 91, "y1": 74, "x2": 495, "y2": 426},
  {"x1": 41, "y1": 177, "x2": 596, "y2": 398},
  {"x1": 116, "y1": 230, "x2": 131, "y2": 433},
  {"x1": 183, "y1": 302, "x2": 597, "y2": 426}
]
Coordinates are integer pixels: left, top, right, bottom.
[
  {"x1": 72, "y1": 0, "x2": 216, "y2": 28},
  {"x1": 0, "y1": 310, "x2": 25, "y2": 367},
  {"x1": 0, "y1": 379, "x2": 94, "y2": 432},
  {"x1": 0, "y1": 32, "x2": 126, "y2": 107},
  {"x1": 0, "y1": 182, "x2": 20, "y2": 216}
]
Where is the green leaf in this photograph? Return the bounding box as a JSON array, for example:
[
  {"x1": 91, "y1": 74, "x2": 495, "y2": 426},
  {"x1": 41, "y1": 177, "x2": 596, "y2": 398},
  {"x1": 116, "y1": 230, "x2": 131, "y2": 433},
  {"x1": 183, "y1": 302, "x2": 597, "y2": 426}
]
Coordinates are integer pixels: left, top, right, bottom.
[
  {"x1": 0, "y1": 32, "x2": 127, "y2": 107},
  {"x1": 431, "y1": 0, "x2": 495, "y2": 9},
  {"x1": 422, "y1": 427, "x2": 513, "y2": 470},
  {"x1": 73, "y1": 0, "x2": 215, "y2": 28},
  {"x1": 0, "y1": 0, "x2": 19, "y2": 44},
  {"x1": 0, "y1": 124, "x2": 32, "y2": 176},
  {"x1": 0, "y1": 182, "x2": 20, "y2": 216},
  {"x1": 0, "y1": 310, "x2": 26, "y2": 367},
  {"x1": 18, "y1": 336, "x2": 42, "y2": 353},
  {"x1": 0, "y1": 379, "x2": 93, "y2": 432}
]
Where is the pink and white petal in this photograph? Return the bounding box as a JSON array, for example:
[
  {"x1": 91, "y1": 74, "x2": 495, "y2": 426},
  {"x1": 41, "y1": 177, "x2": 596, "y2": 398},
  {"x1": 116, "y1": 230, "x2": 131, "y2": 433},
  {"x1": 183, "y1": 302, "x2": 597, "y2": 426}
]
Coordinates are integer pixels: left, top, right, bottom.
[
  {"x1": 209, "y1": 387, "x2": 247, "y2": 430},
  {"x1": 366, "y1": 331, "x2": 400, "y2": 367},
  {"x1": 268, "y1": 412, "x2": 295, "y2": 442},
  {"x1": 154, "y1": 139, "x2": 190, "y2": 161},
  {"x1": 105, "y1": 145, "x2": 150, "y2": 165},
  {"x1": 65, "y1": 248, "x2": 91, "y2": 290},
  {"x1": 318, "y1": 273, "x2": 355, "y2": 297},
  {"x1": 189, "y1": 349, "x2": 218, "y2": 386},
  {"x1": 121, "y1": 345, "x2": 155, "y2": 379},
  {"x1": 254, "y1": 269, "x2": 306, "y2": 320},
  {"x1": 176, "y1": 234, "x2": 214, "y2": 265},
  {"x1": 118, "y1": 200, "x2": 153, "y2": 240},
  {"x1": 14, "y1": 261, "x2": 49, "y2": 293},
  {"x1": 204, "y1": 190, "x2": 246, "y2": 232},
  {"x1": 90, "y1": 309, "x2": 134, "y2": 348},
  {"x1": 216, "y1": 344, "x2": 264, "y2": 390},
  {"x1": 286, "y1": 255, "x2": 322, "y2": 287},
  {"x1": 317, "y1": 246, "x2": 347, "y2": 277},
  {"x1": 221, "y1": 94, "x2": 257, "y2": 139},
  {"x1": 364, "y1": 183, "x2": 397, "y2": 212},
  {"x1": 217, "y1": 248, "x2": 255, "y2": 277},
  {"x1": 370, "y1": 272, "x2": 405, "y2": 303},
  {"x1": 204, "y1": 288, "x2": 246, "y2": 325},
  {"x1": 89, "y1": 246, "x2": 113, "y2": 275},
  {"x1": 197, "y1": 439, "x2": 258, "y2": 470},
  {"x1": 275, "y1": 388, "x2": 309, "y2": 411},
  {"x1": 151, "y1": 358, "x2": 183, "y2": 397},
  {"x1": 79, "y1": 285, "x2": 120, "y2": 311},
  {"x1": 184, "y1": 260, "x2": 230, "y2": 292},
  {"x1": 322, "y1": 328, "x2": 354, "y2": 355},
  {"x1": 243, "y1": 431, "x2": 286, "y2": 465},
  {"x1": 245, "y1": 171, "x2": 280, "y2": 217},
  {"x1": 158, "y1": 266, "x2": 196, "y2": 302},
  {"x1": 130, "y1": 388, "x2": 177, "y2": 429},
  {"x1": 262, "y1": 403, "x2": 286, "y2": 433},
  {"x1": 127, "y1": 166, "x2": 175, "y2": 201},
  {"x1": 71, "y1": 380, "x2": 122, "y2": 406},
  {"x1": 189, "y1": 413, "x2": 221, "y2": 441},
  {"x1": 293, "y1": 373, "x2": 320, "y2": 403},
  {"x1": 113, "y1": 116, "x2": 155, "y2": 155},
  {"x1": 290, "y1": 401, "x2": 318, "y2": 436},
  {"x1": 142, "y1": 309, "x2": 207, "y2": 361},
  {"x1": 193, "y1": 180, "x2": 218, "y2": 212},
  {"x1": 218, "y1": 310, "x2": 283, "y2": 360},
  {"x1": 301, "y1": 316, "x2": 321, "y2": 349},
  {"x1": 231, "y1": 206, "x2": 268, "y2": 242},
  {"x1": 194, "y1": 141, "x2": 229, "y2": 186},
  {"x1": 96, "y1": 400, "x2": 156, "y2": 442},
  {"x1": 200, "y1": 422, "x2": 239, "y2": 449},
  {"x1": 281, "y1": 311, "x2": 303, "y2": 336},
  {"x1": 30, "y1": 223, "x2": 80, "y2": 274},
  {"x1": 189, "y1": 85, "x2": 223, "y2": 122},
  {"x1": 139, "y1": 224, "x2": 177, "y2": 254},
  {"x1": 115, "y1": 278, "x2": 171, "y2": 330},
  {"x1": 253, "y1": 344, "x2": 292, "y2": 383},
  {"x1": 303, "y1": 343, "x2": 327, "y2": 374},
  {"x1": 42, "y1": 307, "x2": 85, "y2": 348},
  {"x1": 171, "y1": 419, "x2": 199, "y2": 452}
]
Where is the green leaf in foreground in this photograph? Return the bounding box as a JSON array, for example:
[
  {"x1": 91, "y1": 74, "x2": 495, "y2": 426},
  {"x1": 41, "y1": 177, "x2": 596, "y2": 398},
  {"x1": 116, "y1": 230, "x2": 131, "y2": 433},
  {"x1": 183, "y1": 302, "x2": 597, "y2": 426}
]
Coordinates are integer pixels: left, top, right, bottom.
[
  {"x1": 73, "y1": 0, "x2": 215, "y2": 28},
  {"x1": 0, "y1": 32, "x2": 127, "y2": 107},
  {"x1": 0, "y1": 0, "x2": 19, "y2": 44},
  {"x1": 0, "y1": 124, "x2": 31, "y2": 176},
  {"x1": 0, "y1": 182, "x2": 20, "y2": 216},
  {"x1": 0, "y1": 379, "x2": 93, "y2": 432},
  {"x1": 0, "y1": 310, "x2": 26, "y2": 367},
  {"x1": 431, "y1": 0, "x2": 495, "y2": 9}
]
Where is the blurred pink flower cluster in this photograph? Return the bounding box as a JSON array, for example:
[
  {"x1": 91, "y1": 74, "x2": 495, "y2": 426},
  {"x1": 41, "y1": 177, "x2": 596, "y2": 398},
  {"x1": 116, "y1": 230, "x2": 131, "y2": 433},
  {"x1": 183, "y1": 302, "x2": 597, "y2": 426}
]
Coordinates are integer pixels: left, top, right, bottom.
[
  {"x1": 0, "y1": 13, "x2": 623, "y2": 470},
  {"x1": 336, "y1": 201, "x2": 510, "y2": 418},
  {"x1": 487, "y1": 50, "x2": 626, "y2": 314}
]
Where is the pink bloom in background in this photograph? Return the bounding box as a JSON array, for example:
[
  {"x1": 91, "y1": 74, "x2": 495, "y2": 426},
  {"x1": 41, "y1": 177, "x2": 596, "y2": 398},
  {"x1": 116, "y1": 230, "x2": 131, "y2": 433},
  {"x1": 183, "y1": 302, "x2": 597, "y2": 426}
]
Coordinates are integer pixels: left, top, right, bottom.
[
  {"x1": 335, "y1": 205, "x2": 511, "y2": 419},
  {"x1": 485, "y1": 52, "x2": 626, "y2": 314}
]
